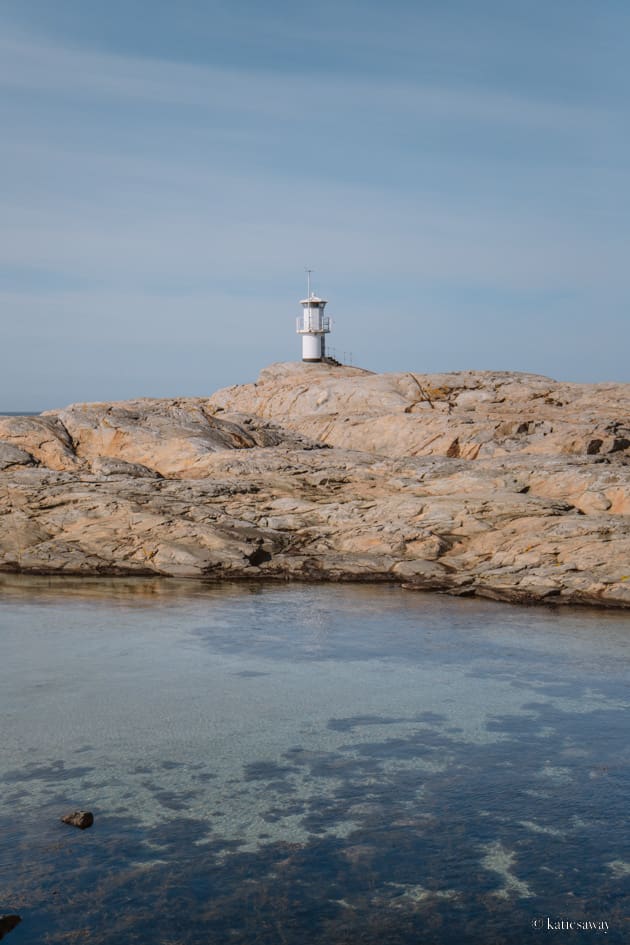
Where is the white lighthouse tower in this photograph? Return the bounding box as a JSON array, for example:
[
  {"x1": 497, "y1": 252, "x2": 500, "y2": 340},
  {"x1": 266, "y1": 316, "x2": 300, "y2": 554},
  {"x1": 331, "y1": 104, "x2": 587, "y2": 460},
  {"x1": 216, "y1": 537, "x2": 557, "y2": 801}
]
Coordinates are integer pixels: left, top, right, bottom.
[{"x1": 296, "y1": 270, "x2": 331, "y2": 362}]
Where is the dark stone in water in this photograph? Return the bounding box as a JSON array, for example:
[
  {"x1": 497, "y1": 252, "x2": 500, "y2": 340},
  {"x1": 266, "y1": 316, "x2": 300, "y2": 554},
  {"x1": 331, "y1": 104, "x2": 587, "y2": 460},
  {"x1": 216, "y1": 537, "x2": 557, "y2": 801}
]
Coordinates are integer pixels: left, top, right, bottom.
[
  {"x1": 61, "y1": 810, "x2": 94, "y2": 829},
  {"x1": 0, "y1": 915, "x2": 21, "y2": 940}
]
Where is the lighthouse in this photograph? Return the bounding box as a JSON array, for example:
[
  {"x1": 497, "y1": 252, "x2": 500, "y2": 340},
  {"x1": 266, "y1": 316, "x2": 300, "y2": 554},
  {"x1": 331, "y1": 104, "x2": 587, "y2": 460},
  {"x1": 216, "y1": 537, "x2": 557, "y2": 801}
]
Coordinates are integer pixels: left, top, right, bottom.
[{"x1": 296, "y1": 270, "x2": 331, "y2": 362}]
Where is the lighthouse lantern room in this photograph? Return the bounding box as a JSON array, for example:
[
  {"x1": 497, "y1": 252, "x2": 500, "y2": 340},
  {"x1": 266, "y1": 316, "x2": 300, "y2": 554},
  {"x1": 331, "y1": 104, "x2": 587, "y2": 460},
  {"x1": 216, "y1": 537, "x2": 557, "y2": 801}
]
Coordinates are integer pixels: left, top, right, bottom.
[{"x1": 296, "y1": 270, "x2": 331, "y2": 362}]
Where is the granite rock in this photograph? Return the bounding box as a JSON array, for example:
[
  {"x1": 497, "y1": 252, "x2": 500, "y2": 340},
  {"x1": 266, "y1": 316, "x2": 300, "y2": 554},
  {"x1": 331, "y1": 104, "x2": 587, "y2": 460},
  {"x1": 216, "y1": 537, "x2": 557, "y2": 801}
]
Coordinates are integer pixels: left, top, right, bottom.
[
  {"x1": 0, "y1": 440, "x2": 36, "y2": 471},
  {"x1": 1, "y1": 364, "x2": 628, "y2": 608}
]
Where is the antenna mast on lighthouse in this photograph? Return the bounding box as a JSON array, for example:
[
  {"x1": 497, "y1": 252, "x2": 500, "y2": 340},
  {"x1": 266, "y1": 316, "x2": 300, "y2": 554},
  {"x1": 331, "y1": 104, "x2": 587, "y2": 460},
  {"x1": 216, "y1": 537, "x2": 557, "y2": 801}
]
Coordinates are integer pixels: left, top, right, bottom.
[{"x1": 296, "y1": 268, "x2": 332, "y2": 362}]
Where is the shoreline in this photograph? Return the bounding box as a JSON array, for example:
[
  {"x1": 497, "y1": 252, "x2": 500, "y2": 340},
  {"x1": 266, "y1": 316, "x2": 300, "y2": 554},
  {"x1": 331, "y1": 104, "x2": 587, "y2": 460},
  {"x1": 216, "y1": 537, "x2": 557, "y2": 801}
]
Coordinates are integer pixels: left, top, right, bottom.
[
  {"x1": 1, "y1": 568, "x2": 629, "y2": 612},
  {"x1": 1, "y1": 363, "x2": 629, "y2": 612}
]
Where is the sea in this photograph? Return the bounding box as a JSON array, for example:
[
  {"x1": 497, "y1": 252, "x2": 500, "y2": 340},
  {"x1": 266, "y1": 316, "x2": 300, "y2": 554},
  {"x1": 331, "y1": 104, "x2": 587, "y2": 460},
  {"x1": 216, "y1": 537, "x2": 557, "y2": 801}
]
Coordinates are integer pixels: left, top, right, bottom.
[{"x1": 1, "y1": 576, "x2": 629, "y2": 944}]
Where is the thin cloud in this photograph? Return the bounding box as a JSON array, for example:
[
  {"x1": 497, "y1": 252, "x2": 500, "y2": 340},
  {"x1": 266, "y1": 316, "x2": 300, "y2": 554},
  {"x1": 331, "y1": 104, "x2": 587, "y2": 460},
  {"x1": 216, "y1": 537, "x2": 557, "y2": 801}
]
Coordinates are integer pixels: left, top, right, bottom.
[
  {"x1": 0, "y1": 190, "x2": 626, "y2": 292},
  {"x1": 0, "y1": 15, "x2": 627, "y2": 406},
  {"x1": 0, "y1": 28, "x2": 611, "y2": 133}
]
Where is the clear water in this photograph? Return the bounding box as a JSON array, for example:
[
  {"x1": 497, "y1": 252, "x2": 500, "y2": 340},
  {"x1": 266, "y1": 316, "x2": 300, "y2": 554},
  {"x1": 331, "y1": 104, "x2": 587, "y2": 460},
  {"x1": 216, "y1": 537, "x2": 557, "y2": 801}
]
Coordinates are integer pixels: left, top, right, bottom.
[{"x1": 1, "y1": 576, "x2": 629, "y2": 944}]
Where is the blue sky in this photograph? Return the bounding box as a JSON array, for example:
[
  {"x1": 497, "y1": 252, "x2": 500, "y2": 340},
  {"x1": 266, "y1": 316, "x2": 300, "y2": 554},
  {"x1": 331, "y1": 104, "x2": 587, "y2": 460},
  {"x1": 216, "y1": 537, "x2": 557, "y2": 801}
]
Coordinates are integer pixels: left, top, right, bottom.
[{"x1": 1, "y1": 0, "x2": 629, "y2": 409}]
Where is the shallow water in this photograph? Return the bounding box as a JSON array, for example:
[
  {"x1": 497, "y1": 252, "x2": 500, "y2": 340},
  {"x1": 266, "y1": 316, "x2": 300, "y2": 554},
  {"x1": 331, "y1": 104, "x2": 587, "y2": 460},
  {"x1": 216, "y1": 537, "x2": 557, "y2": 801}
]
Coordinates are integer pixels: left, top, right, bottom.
[{"x1": 1, "y1": 576, "x2": 629, "y2": 943}]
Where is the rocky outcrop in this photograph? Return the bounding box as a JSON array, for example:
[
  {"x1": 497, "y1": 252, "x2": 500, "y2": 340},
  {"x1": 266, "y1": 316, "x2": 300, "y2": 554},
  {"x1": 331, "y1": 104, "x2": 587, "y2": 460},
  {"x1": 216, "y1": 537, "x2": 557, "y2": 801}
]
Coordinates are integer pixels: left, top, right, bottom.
[
  {"x1": 209, "y1": 363, "x2": 630, "y2": 462},
  {"x1": 0, "y1": 364, "x2": 629, "y2": 608}
]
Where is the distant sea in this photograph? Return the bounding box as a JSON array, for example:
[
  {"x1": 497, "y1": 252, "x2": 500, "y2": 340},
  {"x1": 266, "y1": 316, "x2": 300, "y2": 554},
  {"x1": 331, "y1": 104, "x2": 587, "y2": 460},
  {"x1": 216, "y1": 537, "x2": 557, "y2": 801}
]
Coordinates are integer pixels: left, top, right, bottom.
[{"x1": 0, "y1": 411, "x2": 40, "y2": 416}]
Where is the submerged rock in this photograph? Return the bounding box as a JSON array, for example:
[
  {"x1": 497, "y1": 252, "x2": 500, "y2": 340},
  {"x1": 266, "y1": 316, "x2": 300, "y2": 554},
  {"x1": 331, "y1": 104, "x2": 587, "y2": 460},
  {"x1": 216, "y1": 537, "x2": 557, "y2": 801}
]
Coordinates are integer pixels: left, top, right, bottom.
[
  {"x1": 0, "y1": 364, "x2": 629, "y2": 608},
  {"x1": 61, "y1": 810, "x2": 94, "y2": 830}
]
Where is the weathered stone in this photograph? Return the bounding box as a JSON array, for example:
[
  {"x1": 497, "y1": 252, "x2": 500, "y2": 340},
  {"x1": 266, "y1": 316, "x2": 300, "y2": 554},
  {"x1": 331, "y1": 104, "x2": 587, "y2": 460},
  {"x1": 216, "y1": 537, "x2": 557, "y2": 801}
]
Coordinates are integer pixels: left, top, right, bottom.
[
  {"x1": 0, "y1": 440, "x2": 36, "y2": 471},
  {"x1": 61, "y1": 810, "x2": 94, "y2": 829},
  {"x1": 0, "y1": 415, "x2": 80, "y2": 470},
  {"x1": 209, "y1": 363, "x2": 630, "y2": 462},
  {"x1": 0, "y1": 364, "x2": 628, "y2": 608},
  {"x1": 91, "y1": 456, "x2": 162, "y2": 479}
]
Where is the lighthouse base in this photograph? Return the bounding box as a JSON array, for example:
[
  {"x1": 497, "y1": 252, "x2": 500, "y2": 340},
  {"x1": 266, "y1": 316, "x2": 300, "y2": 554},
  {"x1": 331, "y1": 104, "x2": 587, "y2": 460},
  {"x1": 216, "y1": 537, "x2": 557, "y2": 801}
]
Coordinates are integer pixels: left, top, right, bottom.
[
  {"x1": 301, "y1": 333, "x2": 324, "y2": 361},
  {"x1": 302, "y1": 357, "x2": 322, "y2": 363}
]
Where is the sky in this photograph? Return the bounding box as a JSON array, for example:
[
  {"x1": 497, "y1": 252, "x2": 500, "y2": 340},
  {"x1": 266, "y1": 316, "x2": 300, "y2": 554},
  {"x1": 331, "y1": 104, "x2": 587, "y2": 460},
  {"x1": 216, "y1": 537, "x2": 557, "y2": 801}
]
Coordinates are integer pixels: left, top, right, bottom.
[{"x1": 1, "y1": 0, "x2": 629, "y2": 409}]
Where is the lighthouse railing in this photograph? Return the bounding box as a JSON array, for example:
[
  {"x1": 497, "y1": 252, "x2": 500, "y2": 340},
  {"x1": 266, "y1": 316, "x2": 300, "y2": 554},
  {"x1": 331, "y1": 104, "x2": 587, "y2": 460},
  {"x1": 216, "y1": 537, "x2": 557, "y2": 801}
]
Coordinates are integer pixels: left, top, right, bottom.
[{"x1": 296, "y1": 314, "x2": 331, "y2": 334}]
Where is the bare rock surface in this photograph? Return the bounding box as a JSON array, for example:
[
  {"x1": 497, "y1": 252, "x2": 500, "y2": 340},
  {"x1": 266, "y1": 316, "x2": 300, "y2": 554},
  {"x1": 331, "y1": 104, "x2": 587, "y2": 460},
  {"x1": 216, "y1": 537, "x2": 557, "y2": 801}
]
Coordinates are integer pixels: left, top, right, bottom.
[
  {"x1": 209, "y1": 362, "x2": 630, "y2": 462},
  {"x1": 1, "y1": 363, "x2": 629, "y2": 608},
  {"x1": 0, "y1": 441, "x2": 36, "y2": 471}
]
